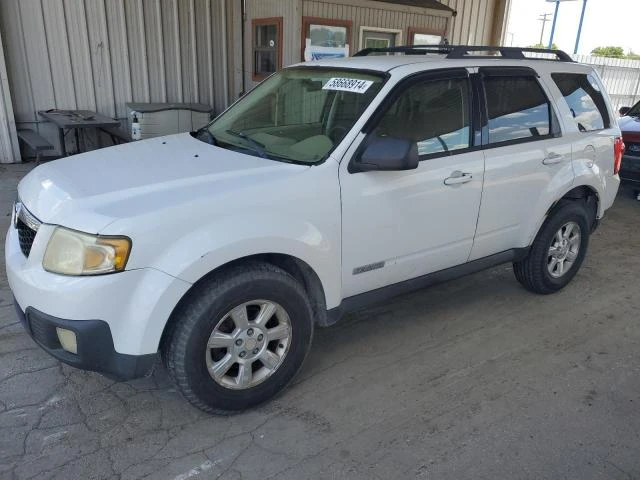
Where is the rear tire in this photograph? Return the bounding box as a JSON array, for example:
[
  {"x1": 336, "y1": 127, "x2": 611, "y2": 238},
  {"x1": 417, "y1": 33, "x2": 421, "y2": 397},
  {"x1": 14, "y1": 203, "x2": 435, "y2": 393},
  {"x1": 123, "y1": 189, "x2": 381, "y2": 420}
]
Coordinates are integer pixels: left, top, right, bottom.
[
  {"x1": 513, "y1": 201, "x2": 590, "y2": 294},
  {"x1": 162, "y1": 262, "x2": 314, "y2": 414}
]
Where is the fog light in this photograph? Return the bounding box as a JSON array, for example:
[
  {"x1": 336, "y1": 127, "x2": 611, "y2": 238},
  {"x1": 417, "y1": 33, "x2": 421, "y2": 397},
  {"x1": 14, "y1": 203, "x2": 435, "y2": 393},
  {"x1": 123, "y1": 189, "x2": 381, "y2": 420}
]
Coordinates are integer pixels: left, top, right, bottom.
[{"x1": 56, "y1": 327, "x2": 78, "y2": 354}]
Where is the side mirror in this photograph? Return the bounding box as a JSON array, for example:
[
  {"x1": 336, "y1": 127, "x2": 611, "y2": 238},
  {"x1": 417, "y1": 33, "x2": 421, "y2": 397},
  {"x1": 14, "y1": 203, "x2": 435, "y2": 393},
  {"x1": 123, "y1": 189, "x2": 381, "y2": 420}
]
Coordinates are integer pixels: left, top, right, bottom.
[
  {"x1": 351, "y1": 136, "x2": 419, "y2": 173},
  {"x1": 619, "y1": 106, "x2": 631, "y2": 117}
]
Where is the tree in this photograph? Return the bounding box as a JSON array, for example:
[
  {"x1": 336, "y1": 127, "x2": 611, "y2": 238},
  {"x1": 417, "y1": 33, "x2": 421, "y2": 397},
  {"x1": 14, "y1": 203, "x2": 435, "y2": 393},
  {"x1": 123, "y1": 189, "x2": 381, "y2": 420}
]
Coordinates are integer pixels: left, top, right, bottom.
[
  {"x1": 591, "y1": 46, "x2": 624, "y2": 58},
  {"x1": 529, "y1": 43, "x2": 558, "y2": 50}
]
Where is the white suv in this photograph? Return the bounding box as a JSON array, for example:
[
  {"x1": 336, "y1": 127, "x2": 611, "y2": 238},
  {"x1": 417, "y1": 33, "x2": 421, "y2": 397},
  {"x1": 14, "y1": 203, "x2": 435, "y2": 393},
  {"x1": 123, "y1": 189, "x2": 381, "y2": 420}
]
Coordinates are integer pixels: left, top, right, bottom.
[{"x1": 6, "y1": 46, "x2": 622, "y2": 413}]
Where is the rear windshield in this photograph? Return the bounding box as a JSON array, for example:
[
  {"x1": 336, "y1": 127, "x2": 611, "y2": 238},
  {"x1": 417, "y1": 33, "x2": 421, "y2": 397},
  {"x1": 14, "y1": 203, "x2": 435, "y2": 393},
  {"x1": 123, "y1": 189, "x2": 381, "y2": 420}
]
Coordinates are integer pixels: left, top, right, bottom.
[{"x1": 200, "y1": 68, "x2": 386, "y2": 164}]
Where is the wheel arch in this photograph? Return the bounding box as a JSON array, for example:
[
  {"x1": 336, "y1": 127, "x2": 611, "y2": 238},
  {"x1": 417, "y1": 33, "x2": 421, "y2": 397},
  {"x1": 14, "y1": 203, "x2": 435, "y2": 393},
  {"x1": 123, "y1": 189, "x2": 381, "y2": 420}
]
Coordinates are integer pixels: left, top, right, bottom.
[
  {"x1": 550, "y1": 185, "x2": 599, "y2": 228},
  {"x1": 159, "y1": 253, "x2": 330, "y2": 353},
  {"x1": 529, "y1": 184, "x2": 600, "y2": 246}
]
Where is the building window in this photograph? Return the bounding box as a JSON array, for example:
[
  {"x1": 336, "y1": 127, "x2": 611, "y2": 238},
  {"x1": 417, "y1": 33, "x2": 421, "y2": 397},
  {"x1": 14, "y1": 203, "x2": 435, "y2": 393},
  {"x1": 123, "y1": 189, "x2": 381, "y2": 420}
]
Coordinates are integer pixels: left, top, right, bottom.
[
  {"x1": 408, "y1": 27, "x2": 444, "y2": 46},
  {"x1": 253, "y1": 17, "x2": 283, "y2": 82},
  {"x1": 301, "y1": 17, "x2": 352, "y2": 61},
  {"x1": 551, "y1": 73, "x2": 610, "y2": 131}
]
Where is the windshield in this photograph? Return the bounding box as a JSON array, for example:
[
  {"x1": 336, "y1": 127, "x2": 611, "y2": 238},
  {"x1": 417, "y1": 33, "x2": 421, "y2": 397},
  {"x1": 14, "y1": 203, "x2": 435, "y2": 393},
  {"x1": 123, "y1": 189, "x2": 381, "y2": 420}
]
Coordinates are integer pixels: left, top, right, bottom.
[
  {"x1": 198, "y1": 68, "x2": 386, "y2": 164},
  {"x1": 627, "y1": 101, "x2": 640, "y2": 117}
]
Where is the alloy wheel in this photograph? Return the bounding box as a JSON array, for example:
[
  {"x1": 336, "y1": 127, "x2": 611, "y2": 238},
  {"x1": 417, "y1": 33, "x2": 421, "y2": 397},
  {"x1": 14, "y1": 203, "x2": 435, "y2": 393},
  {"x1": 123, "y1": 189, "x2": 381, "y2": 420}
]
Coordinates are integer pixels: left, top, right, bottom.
[{"x1": 205, "y1": 300, "x2": 292, "y2": 390}]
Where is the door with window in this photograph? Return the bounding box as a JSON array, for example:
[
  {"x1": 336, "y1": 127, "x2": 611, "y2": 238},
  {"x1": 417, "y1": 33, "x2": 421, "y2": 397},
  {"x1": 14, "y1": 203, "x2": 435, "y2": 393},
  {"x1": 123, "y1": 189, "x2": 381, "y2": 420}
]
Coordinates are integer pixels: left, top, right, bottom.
[
  {"x1": 469, "y1": 67, "x2": 574, "y2": 261},
  {"x1": 550, "y1": 72, "x2": 615, "y2": 178},
  {"x1": 252, "y1": 18, "x2": 283, "y2": 82},
  {"x1": 340, "y1": 70, "x2": 485, "y2": 298}
]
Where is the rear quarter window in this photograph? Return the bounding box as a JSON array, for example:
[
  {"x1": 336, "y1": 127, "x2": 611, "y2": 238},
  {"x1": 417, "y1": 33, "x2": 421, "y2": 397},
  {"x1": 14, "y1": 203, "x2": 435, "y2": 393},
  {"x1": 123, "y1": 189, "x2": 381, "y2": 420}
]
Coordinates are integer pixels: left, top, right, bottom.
[{"x1": 551, "y1": 72, "x2": 610, "y2": 132}]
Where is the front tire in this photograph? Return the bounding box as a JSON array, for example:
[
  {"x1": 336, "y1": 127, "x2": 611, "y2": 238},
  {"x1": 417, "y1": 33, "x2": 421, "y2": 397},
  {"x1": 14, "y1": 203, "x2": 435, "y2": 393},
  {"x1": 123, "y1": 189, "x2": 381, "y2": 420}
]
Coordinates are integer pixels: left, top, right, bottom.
[
  {"x1": 162, "y1": 262, "x2": 314, "y2": 414},
  {"x1": 514, "y1": 201, "x2": 590, "y2": 294}
]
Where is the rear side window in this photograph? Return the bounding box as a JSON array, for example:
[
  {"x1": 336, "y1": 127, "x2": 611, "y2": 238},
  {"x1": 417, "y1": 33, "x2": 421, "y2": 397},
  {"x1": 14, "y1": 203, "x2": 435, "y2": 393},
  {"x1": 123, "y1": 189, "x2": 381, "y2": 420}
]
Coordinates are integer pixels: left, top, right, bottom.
[
  {"x1": 373, "y1": 77, "x2": 471, "y2": 158},
  {"x1": 551, "y1": 73, "x2": 610, "y2": 131},
  {"x1": 484, "y1": 75, "x2": 551, "y2": 145}
]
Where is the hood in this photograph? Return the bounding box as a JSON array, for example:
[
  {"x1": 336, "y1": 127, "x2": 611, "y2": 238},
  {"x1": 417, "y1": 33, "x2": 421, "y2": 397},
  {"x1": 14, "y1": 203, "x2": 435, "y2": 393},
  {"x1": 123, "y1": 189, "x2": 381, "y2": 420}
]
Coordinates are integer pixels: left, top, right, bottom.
[
  {"x1": 18, "y1": 133, "x2": 307, "y2": 233},
  {"x1": 619, "y1": 115, "x2": 640, "y2": 141}
]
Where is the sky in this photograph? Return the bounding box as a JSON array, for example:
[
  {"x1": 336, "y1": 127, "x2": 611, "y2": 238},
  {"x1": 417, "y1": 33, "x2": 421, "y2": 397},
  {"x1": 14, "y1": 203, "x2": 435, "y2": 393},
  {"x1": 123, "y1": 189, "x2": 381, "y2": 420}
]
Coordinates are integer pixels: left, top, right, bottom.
[{"x1": 505, "y1": 0, "x2": 640, "y2": 56}]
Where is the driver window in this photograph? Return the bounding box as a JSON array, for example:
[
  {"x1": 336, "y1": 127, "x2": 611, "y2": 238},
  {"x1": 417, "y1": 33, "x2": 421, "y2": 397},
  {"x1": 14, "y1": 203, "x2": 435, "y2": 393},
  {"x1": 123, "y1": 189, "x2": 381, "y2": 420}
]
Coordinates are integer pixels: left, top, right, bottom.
[{"x1": 374, "y1": 77, "x2": 471, "y2": 157}]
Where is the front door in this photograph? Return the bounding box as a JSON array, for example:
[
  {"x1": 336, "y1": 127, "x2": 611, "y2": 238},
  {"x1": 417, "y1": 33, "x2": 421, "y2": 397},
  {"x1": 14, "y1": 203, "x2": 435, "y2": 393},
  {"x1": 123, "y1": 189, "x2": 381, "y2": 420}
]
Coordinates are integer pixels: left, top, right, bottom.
[
  {"x1": 340, "y1": 70, "x2": 485, "y2": 298},
  {"x1": 361, "y1": 29, "x2": 398, "y2": 50}
]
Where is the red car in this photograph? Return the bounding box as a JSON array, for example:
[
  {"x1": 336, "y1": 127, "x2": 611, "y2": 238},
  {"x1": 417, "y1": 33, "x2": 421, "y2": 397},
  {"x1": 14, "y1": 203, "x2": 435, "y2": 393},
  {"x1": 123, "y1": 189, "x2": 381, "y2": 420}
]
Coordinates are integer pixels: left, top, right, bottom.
[{"x1": 618, "y1": 101, "x2": 640, "y2": 184}]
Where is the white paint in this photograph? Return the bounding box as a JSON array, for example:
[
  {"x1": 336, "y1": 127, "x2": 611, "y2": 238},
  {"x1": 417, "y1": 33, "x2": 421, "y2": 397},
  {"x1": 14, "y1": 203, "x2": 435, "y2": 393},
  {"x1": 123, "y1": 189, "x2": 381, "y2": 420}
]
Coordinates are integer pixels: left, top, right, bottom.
[
  {"x1": 42, "y1": 431, "x2": 67, "y2": 445},
  {"x1": 173, "y1": 459, "x2": 218, "y2": 480}
]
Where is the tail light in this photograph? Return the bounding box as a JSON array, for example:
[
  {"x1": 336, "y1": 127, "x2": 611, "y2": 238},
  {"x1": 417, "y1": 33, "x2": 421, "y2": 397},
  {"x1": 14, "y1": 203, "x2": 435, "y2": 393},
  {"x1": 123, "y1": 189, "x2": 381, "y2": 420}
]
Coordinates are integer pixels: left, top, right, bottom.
[{"x1": 614, "y1": 136, "x2": 625, "y2": 175}]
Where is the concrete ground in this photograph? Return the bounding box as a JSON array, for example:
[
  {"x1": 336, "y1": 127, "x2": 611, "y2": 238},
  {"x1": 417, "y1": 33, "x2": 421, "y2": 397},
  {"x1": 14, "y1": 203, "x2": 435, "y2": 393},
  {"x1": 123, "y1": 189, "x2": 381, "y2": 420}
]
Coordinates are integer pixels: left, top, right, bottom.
[{"x1": 1, "y1": 162, "x2": 639, "y2": 480}]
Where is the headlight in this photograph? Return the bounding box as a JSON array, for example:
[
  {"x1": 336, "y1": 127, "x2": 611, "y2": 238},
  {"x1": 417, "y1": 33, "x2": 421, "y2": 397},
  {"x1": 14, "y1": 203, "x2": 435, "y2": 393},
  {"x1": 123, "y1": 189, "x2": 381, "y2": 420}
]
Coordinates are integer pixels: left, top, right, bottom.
[{"x1": 43, "y1": 227, "x2": 131, "y2": 276}]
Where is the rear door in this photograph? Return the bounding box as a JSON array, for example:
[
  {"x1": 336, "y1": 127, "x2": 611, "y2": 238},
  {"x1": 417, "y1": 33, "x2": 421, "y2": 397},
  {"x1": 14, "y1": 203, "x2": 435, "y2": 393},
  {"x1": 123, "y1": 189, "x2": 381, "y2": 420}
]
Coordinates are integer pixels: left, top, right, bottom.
[{"x1": 469, "y1": 67, "x2": 574, "y2": 260}]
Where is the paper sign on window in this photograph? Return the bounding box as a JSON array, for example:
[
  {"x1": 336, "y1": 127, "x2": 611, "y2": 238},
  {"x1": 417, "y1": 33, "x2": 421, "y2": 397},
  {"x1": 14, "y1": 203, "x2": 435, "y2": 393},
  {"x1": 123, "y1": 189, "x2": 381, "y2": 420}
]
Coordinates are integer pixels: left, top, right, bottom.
[{"x1": 322, "y1": 78, "x2": 374, "y2": 94}]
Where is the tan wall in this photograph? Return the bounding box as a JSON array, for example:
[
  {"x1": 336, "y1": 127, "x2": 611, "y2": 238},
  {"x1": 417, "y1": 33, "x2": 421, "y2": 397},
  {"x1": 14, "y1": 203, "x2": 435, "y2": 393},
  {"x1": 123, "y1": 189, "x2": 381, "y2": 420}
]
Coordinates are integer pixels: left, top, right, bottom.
[
  {"x1": 439, "y1": 0, "x2": 510, "y2": 46},
  {"x1": 303, "y1": 0, "x2": 450, "y2": 52},
  {"x1": 243, "y1": 0, "x2": 451, "y2": 89},
  {"x1": 0, "y1": 0, "x2": 234, "y2": 153}
]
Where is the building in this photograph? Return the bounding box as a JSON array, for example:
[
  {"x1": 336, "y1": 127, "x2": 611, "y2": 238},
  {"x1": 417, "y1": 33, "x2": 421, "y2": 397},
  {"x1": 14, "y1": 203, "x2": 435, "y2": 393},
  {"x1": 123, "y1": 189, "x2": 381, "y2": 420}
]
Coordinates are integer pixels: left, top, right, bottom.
[{"x1": 0, "y1": 0, "x2": 511, "y2": 163}]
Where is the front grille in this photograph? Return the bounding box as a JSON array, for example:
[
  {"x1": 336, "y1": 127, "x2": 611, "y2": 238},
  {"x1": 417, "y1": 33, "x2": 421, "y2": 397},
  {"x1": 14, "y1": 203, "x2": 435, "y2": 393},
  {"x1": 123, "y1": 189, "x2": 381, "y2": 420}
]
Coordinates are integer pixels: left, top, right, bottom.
[
  {"x1": 14, "y1": 202, "x2": 41, "y2": 258},
  {"x1": 17, "y1": 218, "x2": 37, "y2": 257}
]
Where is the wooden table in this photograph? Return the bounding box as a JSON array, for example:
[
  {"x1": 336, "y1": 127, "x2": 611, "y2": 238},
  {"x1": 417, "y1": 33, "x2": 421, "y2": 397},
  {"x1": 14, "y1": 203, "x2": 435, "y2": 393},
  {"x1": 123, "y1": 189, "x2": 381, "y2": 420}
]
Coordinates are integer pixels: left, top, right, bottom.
[{"x1": 38, "y1": 110, "x2": 121, "y2": 156}]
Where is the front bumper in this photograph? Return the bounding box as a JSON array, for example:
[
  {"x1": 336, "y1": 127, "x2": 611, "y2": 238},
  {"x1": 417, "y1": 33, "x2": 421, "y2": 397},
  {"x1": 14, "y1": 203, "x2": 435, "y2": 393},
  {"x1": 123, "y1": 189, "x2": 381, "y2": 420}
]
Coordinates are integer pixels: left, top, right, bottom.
[
  {"x1": 5, "y1": 219, "x2": 192, "y2": 367},
  {"x1": 620, "y1": 154, "x2": 640, "y2": 183},
  {"x1": 14, "y1": 299, "x2": 156, "y2": 380}
]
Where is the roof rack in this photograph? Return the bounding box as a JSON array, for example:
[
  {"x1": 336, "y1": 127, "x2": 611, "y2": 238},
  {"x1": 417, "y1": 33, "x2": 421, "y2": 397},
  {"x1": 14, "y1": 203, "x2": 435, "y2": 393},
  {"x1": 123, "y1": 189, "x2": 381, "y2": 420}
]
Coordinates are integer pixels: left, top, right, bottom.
[{"x1": 353, "y1": 45, "x2": 574, "y2": 62}]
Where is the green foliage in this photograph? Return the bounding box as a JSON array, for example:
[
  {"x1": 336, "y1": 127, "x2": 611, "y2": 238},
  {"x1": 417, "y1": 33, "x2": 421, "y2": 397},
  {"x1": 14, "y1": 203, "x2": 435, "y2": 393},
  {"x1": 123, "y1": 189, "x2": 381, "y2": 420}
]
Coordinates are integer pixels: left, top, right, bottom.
[
  {"x1": 591, "y1": 46, "x2": 625, "y2": 58},
  {"x1": 529, "y1": 43, "x2": 558, "y2": 50}
]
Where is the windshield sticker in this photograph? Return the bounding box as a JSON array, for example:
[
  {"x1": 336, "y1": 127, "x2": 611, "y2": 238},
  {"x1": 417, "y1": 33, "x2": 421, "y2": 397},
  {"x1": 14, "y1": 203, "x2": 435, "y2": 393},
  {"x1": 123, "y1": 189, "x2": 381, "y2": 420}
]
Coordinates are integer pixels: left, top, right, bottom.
[{"x1": 322, "y1": 78, "x2": 374, "y2": 94}]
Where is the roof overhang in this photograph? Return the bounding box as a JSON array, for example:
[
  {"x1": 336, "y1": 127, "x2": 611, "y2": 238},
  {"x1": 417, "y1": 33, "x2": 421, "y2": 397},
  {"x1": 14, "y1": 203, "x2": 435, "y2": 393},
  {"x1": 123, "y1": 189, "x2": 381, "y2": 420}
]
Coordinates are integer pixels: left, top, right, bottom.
[{"x1": 370, "y1": 0, "x2": 455, "y2": 15}]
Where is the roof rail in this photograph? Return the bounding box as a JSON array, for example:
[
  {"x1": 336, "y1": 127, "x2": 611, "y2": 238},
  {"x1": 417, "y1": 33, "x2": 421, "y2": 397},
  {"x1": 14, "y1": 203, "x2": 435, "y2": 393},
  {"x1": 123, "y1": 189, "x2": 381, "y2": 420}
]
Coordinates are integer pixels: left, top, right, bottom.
[{"x1": 353, "y1": 45, "x2": 574, "y2": 62}]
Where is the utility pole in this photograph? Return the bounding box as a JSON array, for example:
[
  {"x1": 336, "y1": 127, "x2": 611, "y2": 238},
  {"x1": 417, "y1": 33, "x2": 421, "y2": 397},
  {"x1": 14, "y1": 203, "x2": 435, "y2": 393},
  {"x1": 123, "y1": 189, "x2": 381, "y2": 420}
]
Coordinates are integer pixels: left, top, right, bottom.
[
  {"x1": 538, "y1": 13, "x2": 552, "y2": 46},
  {"x1": 548, "y1": 0, "x2": 561, "y2": 50}
]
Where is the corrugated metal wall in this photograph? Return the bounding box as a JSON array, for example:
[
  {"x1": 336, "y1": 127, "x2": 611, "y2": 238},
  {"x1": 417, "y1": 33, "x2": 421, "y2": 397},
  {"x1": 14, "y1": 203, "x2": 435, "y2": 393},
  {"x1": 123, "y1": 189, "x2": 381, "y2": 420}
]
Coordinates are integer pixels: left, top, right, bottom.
[
  {"x1": 303, "y1": 0, "x2": 449, "y2": 50},
  {"x1": 0, "y1": 24, "x2": 20, "y2": 164},
  {"x1": 439, "y1": 0, "x2": 504, "y2": 46},
  {"x1": 0, "y1": 0, "x2": 232, "y2": 155}
]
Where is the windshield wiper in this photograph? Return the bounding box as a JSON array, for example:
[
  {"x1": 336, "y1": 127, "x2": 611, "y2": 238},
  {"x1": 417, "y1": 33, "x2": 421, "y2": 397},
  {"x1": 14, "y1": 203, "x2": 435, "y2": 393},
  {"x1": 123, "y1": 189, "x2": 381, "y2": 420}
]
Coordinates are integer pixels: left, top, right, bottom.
[
  {"x1": 193, "y1": 125, "x2": 217, "y2": 145},
  {"x1": 225, "y1": 129, "x2": 267, "y2": 157}
]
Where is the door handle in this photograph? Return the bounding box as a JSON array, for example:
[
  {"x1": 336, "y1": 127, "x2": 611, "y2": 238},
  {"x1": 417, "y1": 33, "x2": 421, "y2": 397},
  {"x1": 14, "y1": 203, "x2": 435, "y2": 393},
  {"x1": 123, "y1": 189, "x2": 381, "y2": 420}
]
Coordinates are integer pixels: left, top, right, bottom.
[
  {"x1": 444, "y1": 171, "x2": 473, "y2": 185},
  {"x1": 542, "y1": 152, "x2": 564, "y2": 165}
]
